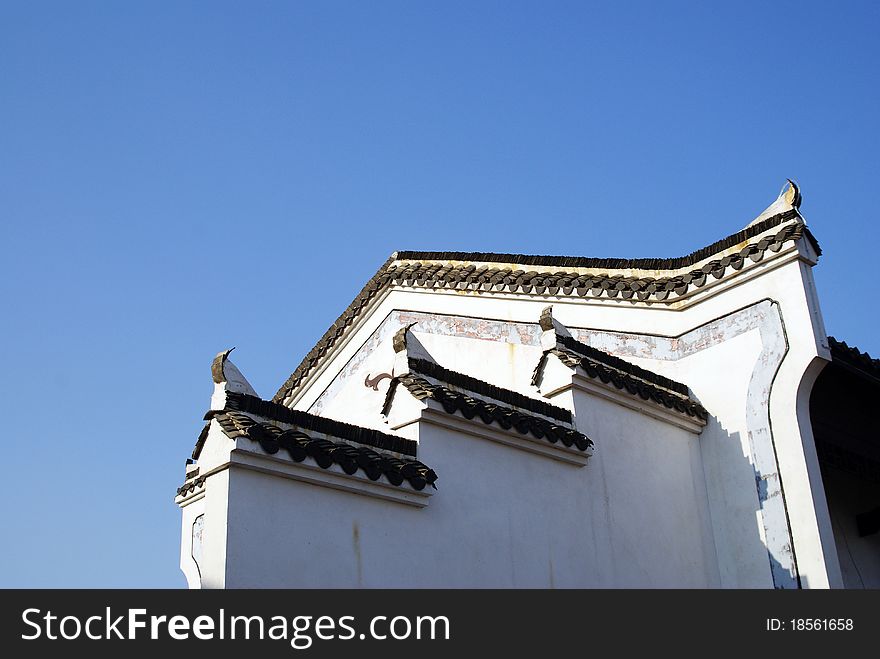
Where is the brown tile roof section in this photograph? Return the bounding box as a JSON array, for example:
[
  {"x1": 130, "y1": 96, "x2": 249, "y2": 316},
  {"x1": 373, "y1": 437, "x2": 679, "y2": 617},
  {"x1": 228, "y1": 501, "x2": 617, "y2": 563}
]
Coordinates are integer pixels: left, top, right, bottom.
[{"x1": 274, "y1": 211, "x2": 815, "y2": 403}]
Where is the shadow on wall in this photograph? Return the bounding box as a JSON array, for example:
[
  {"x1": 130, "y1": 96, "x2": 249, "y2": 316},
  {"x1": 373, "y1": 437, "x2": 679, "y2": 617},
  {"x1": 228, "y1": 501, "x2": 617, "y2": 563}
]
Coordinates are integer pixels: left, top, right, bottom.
[
  {"x1": 701, "y1": 412, "x2": 796, "y2": 589},
  {"x1": 407, "y1": 331, "x2": 792, "y2": 588},
  {"x1": 810, "y1": 358, "x2": 880, "y2": 589}
]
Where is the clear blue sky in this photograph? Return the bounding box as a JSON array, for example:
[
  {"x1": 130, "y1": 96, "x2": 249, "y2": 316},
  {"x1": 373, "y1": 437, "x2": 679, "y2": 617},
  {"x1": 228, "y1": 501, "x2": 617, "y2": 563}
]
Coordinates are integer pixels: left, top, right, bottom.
[{"x1": 2, "y1": 1, "x2": 878, "y2": 587}]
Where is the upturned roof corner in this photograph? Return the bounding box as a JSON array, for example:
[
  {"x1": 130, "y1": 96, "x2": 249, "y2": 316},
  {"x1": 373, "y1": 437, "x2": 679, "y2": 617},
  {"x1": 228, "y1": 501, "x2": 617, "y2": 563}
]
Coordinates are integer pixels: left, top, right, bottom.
[
  {"x1": 211, "y1": 348, "x2": 235, "y2": 384},
  {"x1": 747, "y1": 179, "x2": 803, "y2": 228},
  {"x1": 272, "y1": 185, "x2": 822, "y2": 405},
  {"x1": 210, "y1": 347, "x2": 258, "y2": 410}
]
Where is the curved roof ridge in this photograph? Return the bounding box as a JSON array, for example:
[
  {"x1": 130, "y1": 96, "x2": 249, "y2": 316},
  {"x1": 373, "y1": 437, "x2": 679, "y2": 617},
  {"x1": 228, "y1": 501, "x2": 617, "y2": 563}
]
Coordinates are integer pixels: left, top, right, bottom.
[
  {"x1": 273, "y1": 210, "x2": 818, "y2": 404},
  {"x1": 396, "y1": 209, "x2": 809, "y2": 271}
]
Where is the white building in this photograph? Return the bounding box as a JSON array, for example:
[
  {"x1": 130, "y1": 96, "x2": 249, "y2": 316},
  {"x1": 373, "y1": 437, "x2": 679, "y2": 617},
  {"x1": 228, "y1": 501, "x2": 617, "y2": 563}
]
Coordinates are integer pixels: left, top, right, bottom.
[{"x1": 175, "y1": 182, "x2": 879, "y2": 588}]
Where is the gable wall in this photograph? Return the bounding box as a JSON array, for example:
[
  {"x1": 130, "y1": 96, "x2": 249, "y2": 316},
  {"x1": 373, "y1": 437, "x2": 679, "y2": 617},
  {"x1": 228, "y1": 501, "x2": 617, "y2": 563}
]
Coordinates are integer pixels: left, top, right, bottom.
[
  {"x1": 196, "y1": 234, "x2": 844, "y2": 588},
  {"x1": 220, "y1": 391, "x2": 714, "y2": 588}
]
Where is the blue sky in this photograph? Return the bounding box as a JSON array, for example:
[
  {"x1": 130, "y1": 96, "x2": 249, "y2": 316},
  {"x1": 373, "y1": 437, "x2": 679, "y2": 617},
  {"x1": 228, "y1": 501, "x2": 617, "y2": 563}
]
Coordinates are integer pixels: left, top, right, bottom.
[{"x1": 1, "y1": 1, "x2": 878, "y2": 587}]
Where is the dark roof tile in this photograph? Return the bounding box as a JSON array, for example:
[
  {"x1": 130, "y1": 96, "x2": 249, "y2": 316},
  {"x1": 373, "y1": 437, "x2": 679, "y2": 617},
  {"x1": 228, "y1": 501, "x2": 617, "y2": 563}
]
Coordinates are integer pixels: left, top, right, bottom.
[
  {"x1": 176, "y1": 475, "x2": 206, "y2": 498},
  {"x1": 407, "y1": 357, "x2": 572, "y2": 423},
  {"x1": 396, "y1": 210, "x2": 802, "y2": 271},
  {"x1": 273, "y1": 211, "x2": 813, "y2": 403},
  {"x1": 208, "y1": 409, "x2": 437, "y2": 491},
  {"x1": 534, "y1": 336, "x2": 708, "y2": 422},
  {"x1": 386, "y1": 372, "x2": 593, "y2": 452},
  {"x1": 222, "y1": 391, "x2": 418, "y2": 457},
  {"x1": 554, "y1": 334, "x2": 690, "y2": 396}
]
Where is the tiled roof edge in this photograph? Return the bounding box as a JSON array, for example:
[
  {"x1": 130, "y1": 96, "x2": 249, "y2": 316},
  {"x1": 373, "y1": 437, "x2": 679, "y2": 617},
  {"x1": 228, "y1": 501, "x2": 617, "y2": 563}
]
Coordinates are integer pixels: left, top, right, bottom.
[
  {"x1": 544, "y1": 348, "x2": 708, "y2": 421},
  {"x1": 211, "y1": 410, "x2": 437, "y2": 491},
  {"x1": 407, "y1": 357, "x2": 572, "y2": 423},
  {"x1": 397, "y1": 374, "x2": 593, "y2": 451},
  {"x1": 397, "y1": 210, "x2": 801, "y2": 271},
  {"x1": 828, "y1": 336, "x2": 880, "y2": 384},
  {"x1": 191, "y1": 422, "x2": 211, "y2": 460},
  {"x1": 387, "y1": 222, "x2": 808, "y2": 302},
  {"x1": 272, "y1": 255, "x2": 397, "y2": 403},
  {"x1": 224, "y1": 391, "x2": 418, "y2": 457},
  {"x1": 804, "y1": 227, "x2": 822, "y2": 256},
  {"x1": 176, "y1": 475, "x2": 206, "y2": 498},
  {"x1": 273, "y1": 210, "x2": 814, "y2": 404},
  {"x1": 555, "y1": 334, "x2": 690, "y2": 396}
]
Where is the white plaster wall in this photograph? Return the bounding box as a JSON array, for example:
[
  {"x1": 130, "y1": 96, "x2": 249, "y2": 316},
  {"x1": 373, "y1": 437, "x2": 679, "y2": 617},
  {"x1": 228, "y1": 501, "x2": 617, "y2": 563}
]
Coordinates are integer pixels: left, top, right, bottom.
[
  {"x1": 677, "y1": 329, "x2": 772, "y2": 587},
  {"x1": 178, "y1": 496, "x2": 205, "y2": 589},
  {"x1": 242, "y1": 232, "x2": 841, "y2": 588},
  {"x1": 189, "y1": 469, "x2": 230, "y2": 589},
  {"x1": 565, "y1": 388, "x2": 720, "y2": 587},
  {"x1": 311, "y1": 328, "x2": 399, "y2": 433},
  {"x1": 763, "y1": 261, "x2": 842, "y2": 588},
  {"x1": 289, "y1": 244, "x2": 819, "y2": 418},
  {"x1": 179, "y1": 424, "x2": 236, "y2": 589},
  {"x1": 415, "y1": 333, "x2": 545, "y2": 396},
  {"x1": 220, "y1": 393, "x2": 716, "y2": 588},
  {"x1": 317, "y1": 328, "x2": 550, "y2": 434}
]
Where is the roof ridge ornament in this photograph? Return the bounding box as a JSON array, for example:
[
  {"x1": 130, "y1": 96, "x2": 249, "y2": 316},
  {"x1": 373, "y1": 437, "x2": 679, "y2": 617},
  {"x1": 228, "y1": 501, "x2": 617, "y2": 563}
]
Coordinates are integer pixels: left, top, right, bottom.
[
  {"x1": 747, "y1": 179, "x2": 802, "y2": 228},
  {"x1": 539, "y1": 306, "x2": 555, "y2": 331},
  {"x1": 211, "y1": 348, "x2": 235, "y2": 384},
  {"x1": 210, "y1": 347, "x2": 258, "y2": 410},
  {"x1": 272, "y1": 185, "x2": 818, "y2": 405},
  {"x1": 784, "y1": 178, "x2": 802, "y2": 209},
  {"x1": 392, "y1": 323, "x2": 417, "y2": 354},
  {"x1": 392, "y1": 323, "x2": 435, "y2": 377},
  {"x1": 538, "y1": 306, "x2": 573, "y2": 349}
]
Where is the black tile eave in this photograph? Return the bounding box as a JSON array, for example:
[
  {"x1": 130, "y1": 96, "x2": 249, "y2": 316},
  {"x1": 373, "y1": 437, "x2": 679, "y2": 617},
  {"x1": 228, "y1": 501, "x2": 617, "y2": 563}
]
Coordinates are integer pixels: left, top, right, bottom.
[
  {"x1": 201, "y1": 409, "x2": 437, "y2": 492},
  {"x1": 388, "y1": 374, "x2": 593, "y2": 452},
  {"x1": 273, "y1": 210, "x2": 812, "y2": 403}
]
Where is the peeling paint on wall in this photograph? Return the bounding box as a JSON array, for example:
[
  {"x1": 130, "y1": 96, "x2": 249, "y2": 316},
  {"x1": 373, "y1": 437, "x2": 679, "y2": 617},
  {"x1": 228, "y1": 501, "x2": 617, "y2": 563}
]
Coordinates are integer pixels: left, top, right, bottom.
[
  {"x1": 307, "y1": 301, "x2": 799, "y2": 588},
  {"x1": 310, "y1": 311, "x2": 544, "y2": 415},
  {"x1": 571, "y1": 301, "x2": 798, "y2": 587}
]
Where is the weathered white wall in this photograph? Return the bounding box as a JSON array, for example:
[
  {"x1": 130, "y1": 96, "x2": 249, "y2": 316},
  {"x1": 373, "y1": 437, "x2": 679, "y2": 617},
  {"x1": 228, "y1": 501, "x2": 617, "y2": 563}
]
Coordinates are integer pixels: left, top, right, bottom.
[
  {"x1": 184, "y1": 219, "x2": 848, "y2": 588},
  {"x1": 178, "y1": 494, "x2": 205, "y2": 589},
  {"x1": 316, "y1": 327, "x2": 548, "y2": 433},
  {"x1": 218, "y1": 392, "x2": 716, "y2": 588},
  {"x1": 675, "y1": 329, "x2": 772, "y2": 587},
  {"x1": 565, "y1": 388, "x2": 719, "y2": 587},
  {"x1": 288, "y1": 238, "x2": 841, "y2": 588}
]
